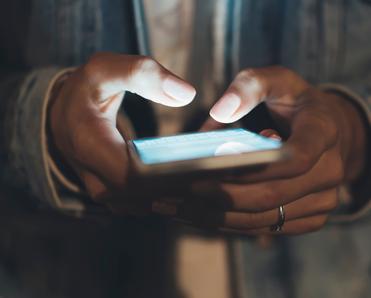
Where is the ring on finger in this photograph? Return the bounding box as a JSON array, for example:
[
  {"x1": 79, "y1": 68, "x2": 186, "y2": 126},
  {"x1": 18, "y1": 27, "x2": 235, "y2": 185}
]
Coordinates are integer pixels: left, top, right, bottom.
[{"x1": 271, "y1": 205, "x2": 285, "y2": 232}]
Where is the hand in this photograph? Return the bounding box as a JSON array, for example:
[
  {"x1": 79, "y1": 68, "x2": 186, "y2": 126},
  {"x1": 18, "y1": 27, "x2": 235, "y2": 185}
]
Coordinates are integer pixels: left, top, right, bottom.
[
  {"x1": 48, "y1": 52, "x2": 196, "y2": 214},
  {"x1": 179, "y1": 66, "x2": 366, "y2": 235}
]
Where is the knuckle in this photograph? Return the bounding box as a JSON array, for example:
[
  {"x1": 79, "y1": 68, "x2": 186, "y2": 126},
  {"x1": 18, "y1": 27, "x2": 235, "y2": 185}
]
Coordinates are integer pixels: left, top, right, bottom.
[
  {"x1": 87, "y1": 51, "x2": 110, "y2": 65},
  {"x1": 85, "y1": 52, "x2": 110, "y2": 71},
  {"x1": 328, "y1": 196, "x2": 339, "y2": 211},
  {"x1": 259, "y1": 187, "x2": 281, "y2": 211},
  {"x1": 238, "y1": 68, "x2": 257, "y2": 79},
  {"x1": 81, "y1": 52, "x2": 112, "y2": 84},
  {"x1": 271, "y1": 66, "x2": 308, "y2": 90},
  {"x1": 277, "y1": 66, "x2": 296, "y2": 80},
  {"x1": 320, "y1": 194, "x2": 339, "y2": 213},
  {"x1": 237, "y1": 68, "x2": 263, "y2": 86},
  {"x1": 134, "y1": 56, "x2": 161, "y2": 75},
  {"x1": 235, "y1": 68, "x2": 267, "y2": 97},
  {"x1": 311, "y1": 215, "x2": 328, "y2": 231}
]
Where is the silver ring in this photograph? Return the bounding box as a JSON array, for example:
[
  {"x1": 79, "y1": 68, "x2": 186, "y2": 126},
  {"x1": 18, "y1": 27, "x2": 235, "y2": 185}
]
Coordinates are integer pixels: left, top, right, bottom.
[{"x1": 271, "y1": 205, "x2": 285, "y2": 232}]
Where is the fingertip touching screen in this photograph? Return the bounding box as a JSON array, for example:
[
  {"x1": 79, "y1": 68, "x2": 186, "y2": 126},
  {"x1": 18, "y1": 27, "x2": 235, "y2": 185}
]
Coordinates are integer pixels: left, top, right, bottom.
[{"x1": 132, "y1": 128, "x2": 282, "y2": 165}]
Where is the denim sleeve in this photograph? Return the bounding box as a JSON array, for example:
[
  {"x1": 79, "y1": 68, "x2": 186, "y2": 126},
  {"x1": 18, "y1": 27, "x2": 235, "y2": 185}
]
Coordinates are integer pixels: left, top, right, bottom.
[
  {"x1": 320, "y1": 83, "x2": 371, "y2": 223},
  {"x1": 0, "y1": 68, "x2": 88, "y2": 214}
]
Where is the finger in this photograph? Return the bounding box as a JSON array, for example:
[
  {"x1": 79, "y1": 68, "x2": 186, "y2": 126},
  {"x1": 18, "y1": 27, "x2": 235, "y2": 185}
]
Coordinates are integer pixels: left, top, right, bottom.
[
  {"x1": 220, "y1": 189, "x2": 337, "y2": 229},
  {"x1": 227, "y1": 103, "x2": 340, "y2": 183},
  {"x1": 221, "y1": 214, "x2": 329, "y2": 236},
  {"x1": 79, "y1": 169, "x2": 136, "y2": 210},
  {"x1": 83, "y1": 53, "x2": 196, "y2": 107},
  {"x1": 78, "y1": 169, "x2": 149, "y2": 215},
  {"x1": 199, "y1": 117, "x2": 226, "y2": 132},
  {"x1": 220, "y1": 148, "x2": 343, "y2": 211},
  {"x1": 260, "y1": 129, "x2": 281, "y2": 140},
  {"x1": 79, "y1": 170, "x2": 109, "y2": 202},
  {"x1": 210, "y1": 66, "x2": 309, "y2": 123},
  {"x1": 177, "y1": 189, "x2": 337, "y2": 229}
]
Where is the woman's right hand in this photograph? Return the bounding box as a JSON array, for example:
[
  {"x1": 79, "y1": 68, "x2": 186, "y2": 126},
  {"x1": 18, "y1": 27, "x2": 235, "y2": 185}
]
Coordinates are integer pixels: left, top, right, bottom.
[{"x1": 48, "y1": 52, "x2": 196, "y2": 214}]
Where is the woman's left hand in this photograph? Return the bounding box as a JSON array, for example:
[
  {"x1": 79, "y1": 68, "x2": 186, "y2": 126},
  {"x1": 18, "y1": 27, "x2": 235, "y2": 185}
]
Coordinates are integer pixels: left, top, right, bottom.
[{"x1": 177, "y1": 66, "x2": 367, "y2": 235}]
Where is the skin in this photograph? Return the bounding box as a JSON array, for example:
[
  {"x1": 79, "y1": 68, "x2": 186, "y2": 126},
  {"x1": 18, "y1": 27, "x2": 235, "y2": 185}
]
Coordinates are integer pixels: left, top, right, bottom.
[
  {"x1": 49, "y1": 52, "x2": 196, "y2": 214},
  {"x1": 50, "y1": 54, "x2": 367, "y2": 235},
  {"x1": 177, "y1": 66, "x2": 367, "y2": 235}
]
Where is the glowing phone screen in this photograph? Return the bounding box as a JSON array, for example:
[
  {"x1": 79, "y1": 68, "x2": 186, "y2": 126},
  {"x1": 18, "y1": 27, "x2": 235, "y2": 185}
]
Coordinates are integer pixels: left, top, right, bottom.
[{"x1": 132, "y1": 128, "x2": 281, "y2": 165}]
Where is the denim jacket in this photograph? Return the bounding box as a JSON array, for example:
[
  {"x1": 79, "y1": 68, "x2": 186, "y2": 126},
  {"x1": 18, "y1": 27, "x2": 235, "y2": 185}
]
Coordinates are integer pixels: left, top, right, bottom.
[
  {"x1": 203, "y1": 1, "x2": 371, "y2": 297},
  {"x1": 0, "y1": 1, "x2": 177, "y2": 298},
  {"x1": 0, "y1": 0, "x2": 370, "y2": 297}
]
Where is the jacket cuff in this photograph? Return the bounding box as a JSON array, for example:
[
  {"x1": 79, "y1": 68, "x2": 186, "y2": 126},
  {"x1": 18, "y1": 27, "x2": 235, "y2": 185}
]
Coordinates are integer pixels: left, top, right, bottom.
[
  {"x1": 320, "y1": 83, "x2": 371, "y2": 223},
  {"x1": 44, "y1": 68, "x2": 83, "y2": 194},
  {"x1": 44, "y1": 69, "x2": 137, "y2": 215},
  {"x1": 7, "y1": 67, "x2": 88, "y2": 215}
]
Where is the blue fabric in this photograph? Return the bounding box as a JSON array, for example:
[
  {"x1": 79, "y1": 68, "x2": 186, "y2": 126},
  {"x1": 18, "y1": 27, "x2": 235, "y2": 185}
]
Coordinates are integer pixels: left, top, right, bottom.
[
  {"x1": 0, "y1": 0, "x2": 152, "y2": 207},
  {"x1": 0, "y1": 1, "x2": 178, "y2": 298},
  {"x1": 220, "y1": 1, "x2": 371, "y2": 297},
  {"x1": 0, "y1": 0, "x2": 370, "y2": 297}
]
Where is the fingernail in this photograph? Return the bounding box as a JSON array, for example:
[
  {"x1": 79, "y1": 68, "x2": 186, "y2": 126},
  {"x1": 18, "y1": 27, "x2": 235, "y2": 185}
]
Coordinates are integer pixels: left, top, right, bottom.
[
  {"x1": 162, "y1": 77, "x2": 196, "y2": 104},
  {"x1": 210, "y1": 93, "x2": 241, "y2": 123},
  {"x1": 270, "y1": 134, "x2": 282, "y2": 141}
]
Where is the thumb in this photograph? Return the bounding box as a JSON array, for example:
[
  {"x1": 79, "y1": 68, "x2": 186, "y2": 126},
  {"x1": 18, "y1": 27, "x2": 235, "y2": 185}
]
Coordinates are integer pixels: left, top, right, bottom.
[
  {"x1": 84, "y1": 53, "x2": 197, "y2": 107},
  {"x1": 209, "y1": 66, "x2": 309, "y2": 123},
  {"x1": 67, "y1": 53, "x2": 197, "y2": 189}
]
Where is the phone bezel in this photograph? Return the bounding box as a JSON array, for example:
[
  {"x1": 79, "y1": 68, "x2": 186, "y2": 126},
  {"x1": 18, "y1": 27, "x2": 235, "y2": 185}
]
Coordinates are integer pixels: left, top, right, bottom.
[{"x1": 127, "y1": 131, "x2": 291, "y2": 176}]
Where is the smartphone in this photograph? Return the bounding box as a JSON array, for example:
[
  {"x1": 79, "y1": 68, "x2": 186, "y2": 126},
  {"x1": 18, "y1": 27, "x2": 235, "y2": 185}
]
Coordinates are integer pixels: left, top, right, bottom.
[{"x1": 128, "y1": 128, "x2": 290, "y2": 177}]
